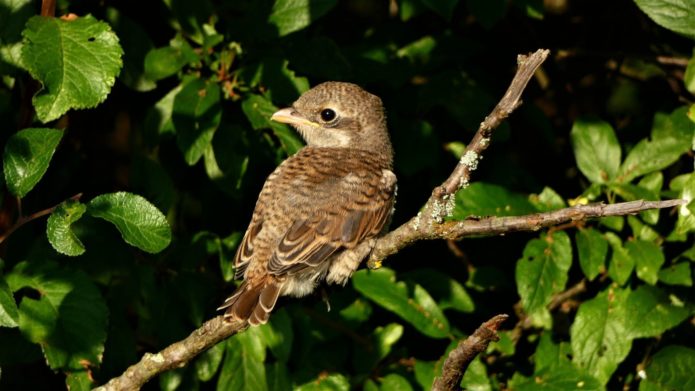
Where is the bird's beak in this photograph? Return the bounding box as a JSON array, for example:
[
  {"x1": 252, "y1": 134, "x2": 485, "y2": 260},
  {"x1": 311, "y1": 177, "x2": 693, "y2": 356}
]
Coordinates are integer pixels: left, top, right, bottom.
[{"x1": 271, "y1": 108, "x2": 320, "y2": 128}]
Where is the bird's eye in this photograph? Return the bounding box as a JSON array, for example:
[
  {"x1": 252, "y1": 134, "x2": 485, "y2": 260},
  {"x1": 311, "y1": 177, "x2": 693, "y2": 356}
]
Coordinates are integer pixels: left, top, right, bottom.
[{"x1": 320, "y1": 108, "x2": 336, "y2": 122}]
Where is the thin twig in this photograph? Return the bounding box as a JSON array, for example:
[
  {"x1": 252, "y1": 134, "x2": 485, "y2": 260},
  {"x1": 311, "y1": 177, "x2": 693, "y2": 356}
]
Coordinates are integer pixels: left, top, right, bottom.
[
  {"x1": 94, "y1": 317, "x2": 247, "y2": 391},
  {"x1": 368, "y1": 199, "x2": 684, "y2": 267},
  {"x1": 41, "y1": 0, "x2": 56, "y2": 17},
  {"x1": 0, "y1": 193, "x2": 83, "y2": 245},
  {"x1": 432, "y1": 314, "x2": 508, "y2": 391}
]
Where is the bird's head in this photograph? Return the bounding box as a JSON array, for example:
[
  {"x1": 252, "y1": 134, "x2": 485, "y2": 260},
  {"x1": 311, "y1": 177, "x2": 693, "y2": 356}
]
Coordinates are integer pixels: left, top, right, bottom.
[{"x1": 271, "y1": 82, "x2": 391, "y2": 155}]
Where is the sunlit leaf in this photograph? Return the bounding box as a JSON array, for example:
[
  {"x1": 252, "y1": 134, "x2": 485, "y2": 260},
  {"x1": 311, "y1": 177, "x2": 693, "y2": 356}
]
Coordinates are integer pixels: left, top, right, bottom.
[
  {"x1": 87, "y1": 192, "x2": 172, "y2": 253},
  {"x1": 21, "y1": 15, "x2": 123, "y2": 122}
]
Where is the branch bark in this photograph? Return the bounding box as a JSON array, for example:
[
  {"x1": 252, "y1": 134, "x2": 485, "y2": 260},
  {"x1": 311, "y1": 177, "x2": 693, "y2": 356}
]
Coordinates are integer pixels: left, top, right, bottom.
[
  {"x1": 432, "y1": 314, "x2": 509, "y2": 391},
  {"x1": 96, "y1": 49, "x2": 686, "y2": 390},
  {"x1": 94, "y1": 318, "x2": 247, "y2": 391}
]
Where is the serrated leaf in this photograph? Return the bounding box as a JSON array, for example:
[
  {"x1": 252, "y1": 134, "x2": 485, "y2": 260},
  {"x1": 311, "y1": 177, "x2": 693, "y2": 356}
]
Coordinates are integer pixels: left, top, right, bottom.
[
  {"x1": 352, "y1": 268, "x2": 450, "y2": 338},
  {"x1": 515, "y1": 231, "x2": 572, "y2": 327},
  {"x1": 217, "y1": 327, "x2": 268, "y2": 391},
  {"x1": 87, "y1": 192, "x2": 172, "y2": 253},
  {"x1": 172, "y1": 78, "x2": 222, "y2": 165},
  {"x1": 217, "y1": 327, "x2": 267, "y2": 391},
  {"x1": 658, "y1": 262, "x2": 692, "y2": 286},
  {"x1": 21, "y1": 15, "x2": 123, "y2": 122},
  {"x1": 452, "y1": 182, "x2": 536, "y2": 219},
  {"x1": 3, "y1": 127, "x2": 63, "y2": 197},
  {"x1": 605, "y1": 233, "x2": 634, "y2": 285},
  {"x1": 46, "y1": 200, "x2": 87, "y2": 256},
  {"x1": 617, "y1": 137, "x2": 690, "y2": 183},
  {"x1": 195, "y1": 342, "x2": 224, "y2": 382},
  {"x1": 7, "y1": 261, "x2": 108, "y2": 370},
  {"x1": 570, "y1": 118, "x2": 621, "y2": 184},
  {"x1": 576, "y1": 228, "x2": 608, "y2": 281},
  {"x1": 634, "y1": 0, "x2": 695, "y2": 40},
  {"x1": 571, "y1": 287, "x2": 631, "y2": 384},
  {"x1": 640, "y1": 345, "x2": 695, "y2": 391},
  {"x1": 268, "y1": 0, "x2": 337, "y2": 36},
  {"x1": 404, "y1": 268, "x2": 474, "y2": 313},
  {"x1": 241, "y1": 94, "x2": 304, "y2": 155},
  {"x1": 624, "y1": 285, "x2": 691, "y2": 339},
  {"x1": 626, "y1": 240, "x2": 665, "y2": 285},
  {"x1": 0, "y1": 276, "x2": 19, "y2": 327}
]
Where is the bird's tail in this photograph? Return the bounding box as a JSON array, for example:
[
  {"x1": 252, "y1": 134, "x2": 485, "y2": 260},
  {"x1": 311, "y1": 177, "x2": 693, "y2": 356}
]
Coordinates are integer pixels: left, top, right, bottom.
[{"x1": 217, "y1": 279, "x2": 281, "y2": 325}]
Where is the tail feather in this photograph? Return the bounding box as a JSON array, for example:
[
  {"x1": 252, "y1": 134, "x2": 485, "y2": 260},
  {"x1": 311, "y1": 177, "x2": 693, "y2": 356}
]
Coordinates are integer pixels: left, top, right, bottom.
[{"x1": 219, "y1": 280, "x2": 281, "y2": 325}]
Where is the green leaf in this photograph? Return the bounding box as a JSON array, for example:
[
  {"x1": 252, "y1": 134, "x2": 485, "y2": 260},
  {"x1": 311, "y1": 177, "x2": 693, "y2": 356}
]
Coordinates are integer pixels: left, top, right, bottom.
[
  {"x1": 0, "y1": 276, "x2": 19, "y2": 327},
  {"x1": 626, "y1": 240, "x2": 665, "y2": 285},
  {"x1": 640, "y1": 345, "x2": 695, "y2": 391},
  {"x1": 3, "y1": 127, "x2": 63, "y2": 197},
  {"x1": 421, "y1": 0, "x2": 459, "y2": 20},
  {"x1": 461, "y1": 358, "x2": 492, "y2": 391},
  {"x1": 46, "y1": 200, "x2": 87, "y2": 256},
  {"x1": 685, "y1": 50, "x2": 695, "y2": 94},
  {"x1": 144, "y1": 47, "x2": 189, "y2": 81},
  {"x1": 670, "y1": 173, "x2": 695, "y2": 239},
  {"x1": 452, "y1": 182, "x2": 536, "y2": 219},
  {"x1": 268, "y1": 0, "x2": 337, "y2": 36},
  {"x1": 403, "y1": 268, "x2": 474, "y2": 313},
  {"x1": 172, "y1": 78, "x2": 222, "y2": 165},
  {"x1": 530, "y1": 187, "x2": 566, "y2": 212},
  {"x1": 267, "y1": 362, "x2": 291, "y2": 391},
  {"x1": 576, "y1": 228, "x2": 608, "y2": 281},
  {"x1": 379, "y1": 374, "x2": 414, "y2": 391},
  {"x1": 241, "y1": 94, "x2": 304, "y2": 155},
  {"x1": 624, "y1": 285, "x2": 691, "y2": 339},
  {"x1": 217, "y1": 327, "x2": 267, "y2": 391},
  {"x1": 7, "y1": 261, "x2": 108, "y2": 370},
  {"x1": 658, "y1": 262, "x2": 692, "y2": 286},
  {"x1": 515, "y1": 231, "x2": 572, "y2": 327},
  {"x1": 195, "y1": 342, "x2": 224, "y2": 382},
  {"x1": 634, "y1": 0, "x2": 695, "y2": 40},
  {"x1": 509, "y1": 363, "x2": 603, "y2": 390},
  {"x1": 617, "y1": 137, "x2": 690, "y2": 183},
  {"x1": 414, "y1": 360, "x2": 437, "y2": 390},
  {"x1": 605, "y1": 233, "x2": 634, "y2": 285},
  {"x1": 87, "y1": 192, "x2": 172, "y2": 253},
  {"x1": 21, "y1": 15, "x2": 123, "y2": 122},
  {"x1": 295, "y1": 373, "x2": 350, "y2": 391},
  {"x1": 257, "y1": 308, "x2": 293, "y2": 363},
  {"x1": 570, "y1": 118, "x2": 621, "y2": 184},
  {"x1": 534, "y1": 332, "x2": 572, "y2": 371},
  {"x1": 352, "y1": 268, "x2": 450, "y2": 338},
  {"x1": 571, "y1": 287, "x2": 631, "y2": 384},
  {"x1": 66, "y1": 370, "x2": 94, "y2": 391}
]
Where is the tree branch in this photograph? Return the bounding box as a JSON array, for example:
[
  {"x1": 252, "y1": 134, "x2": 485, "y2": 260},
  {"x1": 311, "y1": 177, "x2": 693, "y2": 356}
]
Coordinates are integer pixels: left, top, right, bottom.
[
  {"x1": 94, "y1": 318, "x2": 247, "y2": 391},
  {"x1": 432, "y1": 314, "x2": 509, "y2": 391},
  {"x1": 96, "y1": 49, "x2": 686, "y2": 390}
]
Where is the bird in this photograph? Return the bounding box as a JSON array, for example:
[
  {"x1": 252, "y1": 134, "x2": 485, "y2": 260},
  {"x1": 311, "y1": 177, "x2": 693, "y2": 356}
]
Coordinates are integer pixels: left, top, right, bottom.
[{"x1": 218, "y1": 82, "x2": 397, "y2": 326}]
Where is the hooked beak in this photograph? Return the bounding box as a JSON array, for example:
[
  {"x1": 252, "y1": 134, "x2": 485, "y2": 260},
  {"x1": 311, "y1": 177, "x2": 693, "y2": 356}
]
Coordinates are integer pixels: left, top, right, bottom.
[{"x1": 271, "y1": 107, "x2": 319, "y2": 128}]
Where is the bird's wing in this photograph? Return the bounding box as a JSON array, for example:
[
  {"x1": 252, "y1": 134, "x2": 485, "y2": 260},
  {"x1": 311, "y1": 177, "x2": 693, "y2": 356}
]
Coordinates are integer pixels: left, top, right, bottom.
[
  {"x1": 267, "y1": 169, "x2": 396, "y2": 275},
  {"x1": 233, "y1": 217, "x2": 262, "y2": 280}
]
